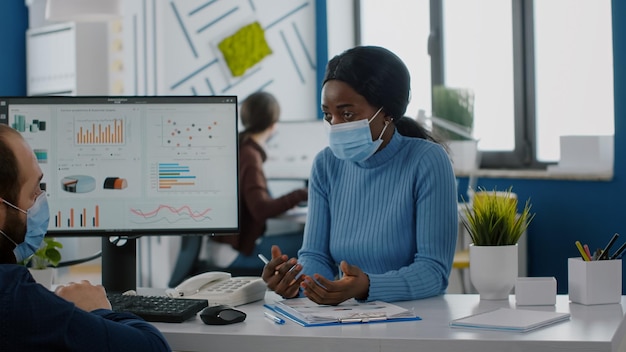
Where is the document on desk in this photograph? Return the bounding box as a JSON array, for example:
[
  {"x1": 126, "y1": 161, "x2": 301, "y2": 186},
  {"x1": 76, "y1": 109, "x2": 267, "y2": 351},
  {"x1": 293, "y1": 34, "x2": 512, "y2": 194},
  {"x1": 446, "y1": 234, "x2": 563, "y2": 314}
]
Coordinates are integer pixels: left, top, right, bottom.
[
  {"x1": 264, "y1": 298, "x2": 420, "y2": 327},
  {"x1": 450, "y1": 308, "x2": 570, "y2": 333}
]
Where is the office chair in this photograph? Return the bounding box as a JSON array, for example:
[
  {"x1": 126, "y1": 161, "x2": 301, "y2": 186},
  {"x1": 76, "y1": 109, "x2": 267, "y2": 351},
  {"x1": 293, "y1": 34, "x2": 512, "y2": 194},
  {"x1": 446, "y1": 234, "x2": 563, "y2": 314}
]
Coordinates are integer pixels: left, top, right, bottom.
[{"x1": 168, "y1": 236, "x2": 263, "y2": 288}]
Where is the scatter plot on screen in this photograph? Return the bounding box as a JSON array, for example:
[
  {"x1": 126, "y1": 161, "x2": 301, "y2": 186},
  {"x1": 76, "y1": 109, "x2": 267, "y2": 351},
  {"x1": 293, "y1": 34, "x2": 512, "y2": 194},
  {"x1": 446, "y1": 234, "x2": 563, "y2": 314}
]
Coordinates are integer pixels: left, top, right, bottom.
[{"x1": 163, "y1": 118, "x2": 219, "y2": 148}]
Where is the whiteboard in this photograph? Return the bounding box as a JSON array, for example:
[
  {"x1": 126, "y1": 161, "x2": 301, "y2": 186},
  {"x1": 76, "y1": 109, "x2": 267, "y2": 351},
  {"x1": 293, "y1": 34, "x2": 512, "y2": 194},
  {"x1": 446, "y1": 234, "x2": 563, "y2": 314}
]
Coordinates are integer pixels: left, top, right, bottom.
[{"x1": 263, "y1": 120, "x2": 327, "y2": 179}]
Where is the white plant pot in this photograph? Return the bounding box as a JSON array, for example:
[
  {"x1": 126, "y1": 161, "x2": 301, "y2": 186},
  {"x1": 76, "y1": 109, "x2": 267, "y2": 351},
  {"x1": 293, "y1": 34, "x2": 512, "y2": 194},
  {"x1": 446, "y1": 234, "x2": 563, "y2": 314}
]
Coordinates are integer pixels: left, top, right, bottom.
[
  {"x1": 469, "y1": 244, "x2": 518, "y2": 300},
  {"x1": 28, "y1": 268, "x2": 56, "y2": 290}
]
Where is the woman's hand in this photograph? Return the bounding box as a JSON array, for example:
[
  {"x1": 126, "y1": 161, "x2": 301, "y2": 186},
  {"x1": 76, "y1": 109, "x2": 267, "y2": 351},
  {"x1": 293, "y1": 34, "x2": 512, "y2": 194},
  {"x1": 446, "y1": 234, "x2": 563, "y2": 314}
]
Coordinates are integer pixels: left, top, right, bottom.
[
  {"x1": 261, "y1": 245, "x2": 305, "y2": 299},
  {"x1": 301, "y1": 261, "x2": 370, "y2": 306}
]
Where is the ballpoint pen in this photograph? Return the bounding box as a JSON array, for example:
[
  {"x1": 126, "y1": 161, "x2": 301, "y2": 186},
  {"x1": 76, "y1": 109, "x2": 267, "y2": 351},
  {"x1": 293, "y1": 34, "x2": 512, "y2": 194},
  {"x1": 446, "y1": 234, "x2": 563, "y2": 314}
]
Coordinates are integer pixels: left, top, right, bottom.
[
  {"x1": 575, "y1": 241, "x2": 591, "y2": 261},
  {"x1": 598, "y1": 233, "x2": 620, "y2": 260},
  {"x1": 609, "y1": 241, "x2": 626, "y2": 260},
  {"x1": 264, "y1": 311, "x2": 285, "y2": 325},
  {"x1": 258, "y1": 253, "x2": 270, "y2": 265},
  {"x1": 259, "y1": 253, "x2": 304, "y2": 275}
]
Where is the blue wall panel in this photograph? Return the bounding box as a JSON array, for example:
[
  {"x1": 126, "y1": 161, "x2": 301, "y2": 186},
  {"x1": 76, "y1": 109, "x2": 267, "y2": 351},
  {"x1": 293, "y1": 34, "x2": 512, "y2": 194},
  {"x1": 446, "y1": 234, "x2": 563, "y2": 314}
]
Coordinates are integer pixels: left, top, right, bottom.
[{"x1": 0, "y1": 1, "x2": 28, "y2": 95}]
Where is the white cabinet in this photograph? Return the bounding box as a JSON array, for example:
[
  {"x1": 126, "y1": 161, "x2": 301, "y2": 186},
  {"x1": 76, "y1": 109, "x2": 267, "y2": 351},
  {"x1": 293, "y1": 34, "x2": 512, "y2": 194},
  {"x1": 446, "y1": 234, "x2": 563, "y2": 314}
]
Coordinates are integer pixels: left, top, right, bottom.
[{"x1": 26, "y1": 22, "x2": 109, "y2": 96}]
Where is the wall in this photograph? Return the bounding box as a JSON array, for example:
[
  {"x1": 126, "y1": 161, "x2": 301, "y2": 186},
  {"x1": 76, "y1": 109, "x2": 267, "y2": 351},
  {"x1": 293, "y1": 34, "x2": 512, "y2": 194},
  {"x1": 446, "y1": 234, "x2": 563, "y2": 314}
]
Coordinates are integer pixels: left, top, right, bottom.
[
  {"x1": 121, "y1": 0, "x2": 323, "y2": 122},
  {"x1": 0, "y1": 1, "x2": 28, "y2": 95}
]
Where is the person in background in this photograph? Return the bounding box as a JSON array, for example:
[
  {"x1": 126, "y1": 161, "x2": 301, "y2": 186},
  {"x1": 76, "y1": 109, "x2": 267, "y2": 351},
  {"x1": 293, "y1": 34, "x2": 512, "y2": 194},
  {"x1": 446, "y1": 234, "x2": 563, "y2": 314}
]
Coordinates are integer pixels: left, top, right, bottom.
[
  {"x1": 0, "y1": 124, "x2": 171, "y2": 352},
  {"x1": 208, "y1": 91, "x2": 308, "y2": 271},
  {"x1": 262, "y1": 46, "x2": 458, "y2": 305}
]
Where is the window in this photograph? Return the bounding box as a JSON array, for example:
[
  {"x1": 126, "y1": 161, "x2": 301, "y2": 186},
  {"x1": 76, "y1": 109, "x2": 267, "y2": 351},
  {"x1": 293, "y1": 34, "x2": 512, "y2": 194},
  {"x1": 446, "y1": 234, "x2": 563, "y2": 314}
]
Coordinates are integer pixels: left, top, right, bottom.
[
  {"x1": 533, "y1": 0, "x2": 614, "y2": 162},
  {"x1": 358, "y1": 0, "x2": 432, "y2": 118},
  {"x1": 442, "y1": 0, "x2": 515, "y2": 153},
  {"x1": 358, "y1": 0, "x2": 614, "y2": 170}
]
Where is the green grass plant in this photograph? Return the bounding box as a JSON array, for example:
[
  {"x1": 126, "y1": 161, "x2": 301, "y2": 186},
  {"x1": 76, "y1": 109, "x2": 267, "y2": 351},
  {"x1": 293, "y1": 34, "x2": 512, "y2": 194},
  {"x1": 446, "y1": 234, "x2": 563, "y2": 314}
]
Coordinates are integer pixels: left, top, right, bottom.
[{"x1": 461, "y1": 187, "x2": 535, "y2": 246}]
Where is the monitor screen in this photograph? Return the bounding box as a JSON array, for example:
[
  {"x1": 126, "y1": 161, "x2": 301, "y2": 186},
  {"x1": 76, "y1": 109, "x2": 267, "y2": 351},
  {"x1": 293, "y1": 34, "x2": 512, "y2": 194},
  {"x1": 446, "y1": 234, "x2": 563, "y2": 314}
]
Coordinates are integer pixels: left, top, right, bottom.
[{"x1": 0, "y1": 96, "x2": 239, "y2": 237}]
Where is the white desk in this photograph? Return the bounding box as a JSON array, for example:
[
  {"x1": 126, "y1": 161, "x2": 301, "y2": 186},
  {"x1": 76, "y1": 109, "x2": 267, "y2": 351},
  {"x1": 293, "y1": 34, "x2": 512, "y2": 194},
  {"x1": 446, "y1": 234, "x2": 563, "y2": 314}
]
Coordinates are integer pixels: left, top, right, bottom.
[{"x1": 153, "y1": 292, "x2": 626, "y2": 352}]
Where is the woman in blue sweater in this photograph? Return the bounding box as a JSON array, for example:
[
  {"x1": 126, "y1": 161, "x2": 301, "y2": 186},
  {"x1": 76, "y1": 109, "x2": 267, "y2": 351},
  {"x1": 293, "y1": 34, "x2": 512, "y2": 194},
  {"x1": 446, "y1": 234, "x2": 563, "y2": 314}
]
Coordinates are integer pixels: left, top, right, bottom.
[{"x1": 262, "y1": 46, "x2": 458, "y2": 305}]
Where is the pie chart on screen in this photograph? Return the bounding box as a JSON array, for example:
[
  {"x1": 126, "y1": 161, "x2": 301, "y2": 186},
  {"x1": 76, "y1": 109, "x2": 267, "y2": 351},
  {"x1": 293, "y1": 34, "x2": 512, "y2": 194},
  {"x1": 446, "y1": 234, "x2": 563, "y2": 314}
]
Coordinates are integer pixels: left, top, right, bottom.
[
  {"x1": 61, "y1": 175, "x2": 96, "y2": 193},
  {"x1": 103, "y1": 177, "x2": 128, "y2": 190}
]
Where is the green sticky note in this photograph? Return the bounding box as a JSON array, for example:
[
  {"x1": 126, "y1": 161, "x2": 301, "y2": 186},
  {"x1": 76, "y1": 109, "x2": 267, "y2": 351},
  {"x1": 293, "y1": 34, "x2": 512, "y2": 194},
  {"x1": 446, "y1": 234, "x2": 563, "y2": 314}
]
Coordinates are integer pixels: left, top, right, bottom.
[{"x1": 218, "y1": 21, "x2": 272, "y2": 77}]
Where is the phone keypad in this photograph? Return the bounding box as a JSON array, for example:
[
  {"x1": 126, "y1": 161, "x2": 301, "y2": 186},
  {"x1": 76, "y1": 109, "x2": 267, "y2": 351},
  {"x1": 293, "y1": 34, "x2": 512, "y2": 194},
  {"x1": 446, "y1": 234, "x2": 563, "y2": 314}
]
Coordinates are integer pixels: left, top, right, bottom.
[{"x1": 208, "y1": 278, "x2": 252, "y2": 293}]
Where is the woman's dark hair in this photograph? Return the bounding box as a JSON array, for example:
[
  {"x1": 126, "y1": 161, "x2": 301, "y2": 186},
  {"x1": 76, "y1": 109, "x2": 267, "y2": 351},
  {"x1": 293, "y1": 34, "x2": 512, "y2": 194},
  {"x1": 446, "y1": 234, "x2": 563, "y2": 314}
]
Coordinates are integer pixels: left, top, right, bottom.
[
  {"x1": 323, "y1": 46, "x2": 438, "y2": 142},
  {"x1": 324, "y1": 46, "x2": 409, "y2": 120},
  {"x1": 395, "y1": 116, "x2": 441, "y2": 144},
  {"x1": 239, "y1": 91, "x2": 280, "y2": 142}
]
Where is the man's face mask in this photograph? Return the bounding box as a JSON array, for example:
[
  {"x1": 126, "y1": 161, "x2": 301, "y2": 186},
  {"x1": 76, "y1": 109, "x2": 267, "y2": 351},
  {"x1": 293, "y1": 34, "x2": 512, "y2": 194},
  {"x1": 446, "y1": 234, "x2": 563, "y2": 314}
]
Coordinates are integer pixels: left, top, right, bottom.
[
  {"x1": 326, "y1": 107, "x2": 389, "y2": 162},
  {"x1": 0, "y1": 192, "x2": 50, "y2": 262}
]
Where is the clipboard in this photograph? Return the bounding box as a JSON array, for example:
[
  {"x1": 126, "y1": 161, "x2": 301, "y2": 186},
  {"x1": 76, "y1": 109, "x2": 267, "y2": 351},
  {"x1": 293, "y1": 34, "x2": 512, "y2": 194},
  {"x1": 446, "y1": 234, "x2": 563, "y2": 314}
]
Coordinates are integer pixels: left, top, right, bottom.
[
  {"x1": 449, "y1": 308, "x2": 571, "y2": 333},
  {"x1": 263, "y1": 297, "x2": 421, "y2": 327}
]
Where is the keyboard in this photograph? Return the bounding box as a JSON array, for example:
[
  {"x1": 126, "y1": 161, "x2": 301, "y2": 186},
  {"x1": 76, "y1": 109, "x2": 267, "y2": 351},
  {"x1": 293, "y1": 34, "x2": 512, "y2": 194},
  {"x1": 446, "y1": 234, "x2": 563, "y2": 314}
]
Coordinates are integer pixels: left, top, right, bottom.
[{"x1": 107, "y1": 293, "x2": 208, "y2": 323}]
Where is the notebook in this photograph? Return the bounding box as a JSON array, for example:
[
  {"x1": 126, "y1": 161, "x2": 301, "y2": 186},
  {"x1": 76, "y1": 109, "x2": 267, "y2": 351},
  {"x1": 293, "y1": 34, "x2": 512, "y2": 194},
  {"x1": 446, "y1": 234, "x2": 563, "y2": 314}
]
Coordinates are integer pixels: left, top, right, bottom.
[
  {"x1": 450, "y1": 308, "x2": 570, "y2": 333},
  {"x1": 264, "y1": 297, "x2": 421, "y2": 327}
]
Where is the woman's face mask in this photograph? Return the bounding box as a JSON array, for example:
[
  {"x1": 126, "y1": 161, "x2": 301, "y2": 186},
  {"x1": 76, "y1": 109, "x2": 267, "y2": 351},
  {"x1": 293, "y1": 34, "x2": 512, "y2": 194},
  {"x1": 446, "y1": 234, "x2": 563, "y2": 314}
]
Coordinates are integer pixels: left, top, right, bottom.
[
  {"x1": 326, "y1": 107, "x2": 389, "y2": 162},
  {"x1": 0, "y1": 192, "x2": 50, "y2": 262}
]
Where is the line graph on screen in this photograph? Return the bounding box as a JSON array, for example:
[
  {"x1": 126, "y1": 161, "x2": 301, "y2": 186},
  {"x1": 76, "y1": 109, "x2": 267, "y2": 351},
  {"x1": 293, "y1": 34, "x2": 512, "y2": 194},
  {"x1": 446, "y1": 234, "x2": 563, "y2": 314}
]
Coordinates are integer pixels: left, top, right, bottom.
[{"x1": 129, "y1": 204, "x2": 212, "y2": 225}]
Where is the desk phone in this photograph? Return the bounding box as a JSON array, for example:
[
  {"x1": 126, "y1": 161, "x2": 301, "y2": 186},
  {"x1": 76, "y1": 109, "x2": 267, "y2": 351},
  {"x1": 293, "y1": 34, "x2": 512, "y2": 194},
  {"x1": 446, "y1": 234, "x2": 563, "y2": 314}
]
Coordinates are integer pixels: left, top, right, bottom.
[{"x1": 166, "y1": 271, "x2": 267, "y2": 307}]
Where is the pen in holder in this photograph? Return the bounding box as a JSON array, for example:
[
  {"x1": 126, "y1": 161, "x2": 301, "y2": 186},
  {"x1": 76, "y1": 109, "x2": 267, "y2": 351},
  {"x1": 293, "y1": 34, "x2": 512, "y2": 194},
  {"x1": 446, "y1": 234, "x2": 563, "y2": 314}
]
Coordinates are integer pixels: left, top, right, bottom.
[{"x1": 568, "y1": 257, "x2": 622, "y2": 305}]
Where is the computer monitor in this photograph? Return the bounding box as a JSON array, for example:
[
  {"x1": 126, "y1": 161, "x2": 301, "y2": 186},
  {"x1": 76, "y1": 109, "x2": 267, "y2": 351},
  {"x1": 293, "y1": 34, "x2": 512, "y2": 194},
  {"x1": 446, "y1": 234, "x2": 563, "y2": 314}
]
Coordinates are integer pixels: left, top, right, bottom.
[{"x1": 0, "y1": 96, "x2": 239, "y2": 292}]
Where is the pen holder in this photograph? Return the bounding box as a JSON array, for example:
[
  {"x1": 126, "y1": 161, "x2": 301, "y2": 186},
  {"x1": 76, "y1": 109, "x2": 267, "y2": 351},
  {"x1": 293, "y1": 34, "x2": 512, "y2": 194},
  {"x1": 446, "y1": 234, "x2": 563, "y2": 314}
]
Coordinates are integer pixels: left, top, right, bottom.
[{"x1": 568, "y1": 257, "x2": 622, "y2": 305}]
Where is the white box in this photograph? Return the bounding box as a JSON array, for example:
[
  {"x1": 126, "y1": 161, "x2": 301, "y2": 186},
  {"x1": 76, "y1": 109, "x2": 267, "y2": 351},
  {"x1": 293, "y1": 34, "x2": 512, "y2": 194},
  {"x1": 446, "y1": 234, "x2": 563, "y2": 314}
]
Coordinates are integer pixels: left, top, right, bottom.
[
  {"x1": 547, "y1": 135, "x2": 613, "y2": 174},
  {"x1": 568, "y1": 257, "x2": 622, "y2": 305},
  {"x1": 515, "y1": 277, "x2": 556, "y2": 305}
]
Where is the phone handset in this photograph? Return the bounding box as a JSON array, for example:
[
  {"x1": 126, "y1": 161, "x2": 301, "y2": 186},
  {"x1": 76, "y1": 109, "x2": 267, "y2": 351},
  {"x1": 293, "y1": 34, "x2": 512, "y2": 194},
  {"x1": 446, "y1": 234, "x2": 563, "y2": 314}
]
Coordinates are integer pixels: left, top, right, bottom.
[{"x1": 169, "y1": 271, "x2": 232, "y2": 297}]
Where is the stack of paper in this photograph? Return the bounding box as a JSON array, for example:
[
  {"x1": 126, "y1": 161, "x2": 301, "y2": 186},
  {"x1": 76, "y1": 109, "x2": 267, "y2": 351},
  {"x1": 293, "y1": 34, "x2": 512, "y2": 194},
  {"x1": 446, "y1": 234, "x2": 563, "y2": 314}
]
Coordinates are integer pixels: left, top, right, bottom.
[
  {"x1": 264, "y1": 298, "x2": 420, "y2": 327},
  {"x1": 450, "y1": 308, "x2": 570, "y2": 332}
]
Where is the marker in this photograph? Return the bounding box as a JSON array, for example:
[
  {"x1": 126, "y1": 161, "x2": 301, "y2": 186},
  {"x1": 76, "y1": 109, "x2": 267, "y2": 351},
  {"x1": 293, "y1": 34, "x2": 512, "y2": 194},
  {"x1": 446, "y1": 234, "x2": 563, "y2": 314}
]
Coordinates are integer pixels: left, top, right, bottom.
[
  {"x1": 599, "y1": 233, "x2": 620, "y2": 260},
  {"x1": 575, "y1": 241, "x2": 591, "y2": 261},
  {"x1": 264, "y1": 311, "x2": 285, "y2": 325},
  {"x1": 258, "y1": 253, "x2": 269, "y2": 265}
]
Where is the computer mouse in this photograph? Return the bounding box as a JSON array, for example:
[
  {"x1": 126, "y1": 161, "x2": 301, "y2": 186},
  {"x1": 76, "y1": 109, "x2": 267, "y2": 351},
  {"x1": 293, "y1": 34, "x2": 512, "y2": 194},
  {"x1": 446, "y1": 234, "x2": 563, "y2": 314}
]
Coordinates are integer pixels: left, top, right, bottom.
[{"x1": 199, "y1": 305, "x2": 247, "y2": 325}]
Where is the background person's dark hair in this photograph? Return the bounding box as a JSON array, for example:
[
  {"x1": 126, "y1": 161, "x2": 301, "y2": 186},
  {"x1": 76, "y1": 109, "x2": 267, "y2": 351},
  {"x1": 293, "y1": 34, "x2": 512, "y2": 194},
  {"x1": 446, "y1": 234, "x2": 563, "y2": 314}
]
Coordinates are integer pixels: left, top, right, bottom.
[
  {"x1": 239, "y1": 91, "x2": 280, "y2": 143},
  {"x1": 0, "y1": 125, "x2": 24, "y2": 263}
]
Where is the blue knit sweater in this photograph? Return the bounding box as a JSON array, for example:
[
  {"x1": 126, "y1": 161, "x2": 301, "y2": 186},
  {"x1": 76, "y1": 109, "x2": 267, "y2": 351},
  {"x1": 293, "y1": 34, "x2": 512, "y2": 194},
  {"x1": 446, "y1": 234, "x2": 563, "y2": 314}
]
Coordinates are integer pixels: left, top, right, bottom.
[{"x1": 298, "y1": 130, "x2": 458, "y2": 302}]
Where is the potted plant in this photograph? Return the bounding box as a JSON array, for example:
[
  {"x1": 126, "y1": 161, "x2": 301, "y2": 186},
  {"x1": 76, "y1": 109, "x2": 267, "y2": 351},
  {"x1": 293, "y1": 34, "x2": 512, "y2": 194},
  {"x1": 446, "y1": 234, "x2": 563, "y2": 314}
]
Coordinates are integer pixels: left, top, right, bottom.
[
  {"x1": 460, "y1": 187, "x2": 535, "y2": 300},
  {"x1": 431, "y1": 85, "x2": 478, "y2": 173},
  {"x1": 432, "y1": 85, "x2": 475, "y2": 141},
  {"x1": 25, "y1": 237, "x2": 63, "y2": 289}
]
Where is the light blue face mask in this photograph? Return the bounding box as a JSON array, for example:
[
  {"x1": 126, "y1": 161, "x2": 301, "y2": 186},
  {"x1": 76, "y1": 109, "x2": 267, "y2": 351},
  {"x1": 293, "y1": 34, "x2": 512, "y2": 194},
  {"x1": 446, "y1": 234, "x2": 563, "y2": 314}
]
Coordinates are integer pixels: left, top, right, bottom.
[
  {"x1": 0, "y1": 192, "x2": 50, "y2": 262},
  {"x1": 327, "y1": 107, "x2": 389, "y2": 162}
]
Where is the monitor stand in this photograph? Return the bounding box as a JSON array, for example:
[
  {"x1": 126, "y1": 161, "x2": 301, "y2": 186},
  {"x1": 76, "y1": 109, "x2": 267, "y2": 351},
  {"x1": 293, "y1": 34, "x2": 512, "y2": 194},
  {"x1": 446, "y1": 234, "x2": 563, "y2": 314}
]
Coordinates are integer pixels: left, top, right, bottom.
[{"x1": 101, "y1": 236, "x2": 137, "y2": 293}]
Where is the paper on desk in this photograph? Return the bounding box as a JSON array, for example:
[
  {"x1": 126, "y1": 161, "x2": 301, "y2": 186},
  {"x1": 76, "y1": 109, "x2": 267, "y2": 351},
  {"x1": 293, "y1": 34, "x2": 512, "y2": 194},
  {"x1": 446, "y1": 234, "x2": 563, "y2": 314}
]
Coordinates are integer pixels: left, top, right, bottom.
[
  {"x1": 450, "y1": 307, "x2": 570, "y2": 333},
  {"x1": 265, "y1": 298, "x2": 420, "y2": 326}
]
